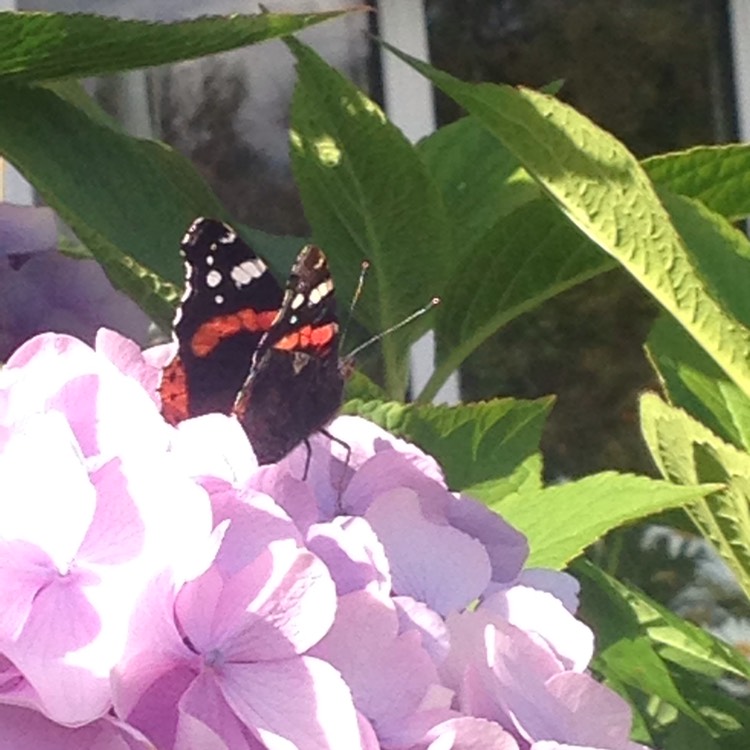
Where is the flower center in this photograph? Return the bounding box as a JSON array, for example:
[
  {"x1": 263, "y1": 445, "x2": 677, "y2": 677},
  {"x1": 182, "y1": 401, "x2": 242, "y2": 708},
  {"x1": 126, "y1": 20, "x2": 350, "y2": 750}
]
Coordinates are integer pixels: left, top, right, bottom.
[{"x1": 204, "y1": 649, "x2": 225, "y2": 671}]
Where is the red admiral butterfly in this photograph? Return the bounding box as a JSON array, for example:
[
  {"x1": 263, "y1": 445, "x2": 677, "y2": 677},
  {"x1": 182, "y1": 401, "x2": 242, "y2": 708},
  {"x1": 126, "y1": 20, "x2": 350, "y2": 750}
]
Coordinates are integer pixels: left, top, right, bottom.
[{"x1": 160, "y1": 217, "x2": 344, "y2": 464}]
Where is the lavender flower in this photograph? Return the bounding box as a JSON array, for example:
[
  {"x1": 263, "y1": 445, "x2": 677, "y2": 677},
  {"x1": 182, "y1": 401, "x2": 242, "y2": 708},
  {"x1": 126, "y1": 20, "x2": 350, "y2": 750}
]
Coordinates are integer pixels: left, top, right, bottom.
[{"x1": 0, "y1": 330, "x2": 652, "y2": 750}]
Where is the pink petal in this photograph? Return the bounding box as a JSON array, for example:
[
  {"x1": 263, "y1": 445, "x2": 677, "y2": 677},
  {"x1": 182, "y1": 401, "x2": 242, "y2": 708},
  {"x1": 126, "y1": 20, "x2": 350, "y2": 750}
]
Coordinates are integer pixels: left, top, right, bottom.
[
  {"x1": 5, "y1": 332, "x2": 88, "y2": 370},
  {"x1": 171, "y1": 414, "x2": 258, "y2": 488},
  {"x1": 0, "y1": 655, "x2": 43, "y2": 711},
  {"x1": 71, "y1": 373, "x2": 169, "y2": 461},
  {"x1": 447, "y1": 494, "x2": 528, "y2": 585},
  {"x1": 178, "y1": 671, "x2": 264, "y2": 750},
  {"x1": 394, "y1": 596, "x2": 451, "y2": 667},
  {"x1": 365, "y1": 488, "x2": 491, "y2": 615},
  {"x1": 423, "y1": 717, "x2": 520, "y2": 750},
  {"x1": 2, "y1": 335, "x2": 96, "y2": 434},
  {"x1": 95, "y1": 328, "x2": 163, "y2": 406},
  {"x1": 77, "y1": 458, "x2": 145, "y2": 565},
  {"x1": 173, "y1": 566, "x2": 226, "y2": 657},
  {"x1": 0, "y1": 540, "x2": 55, "y2": 641},
  {"x1": 343, "y1": 451, "x2": 450, "y2": 518},
  {"x1": 0, "y1": 704, "x2": 154, "y2": 750},
  {"x1": 178, "y1": 541, "x2": 336, "y2": 661},
  {"x1": 113, "y1": 572, "x2": 200, "y2": 721},
  {"x1": 544, "y1": 672, "x2": 635, "y2": 748},
  {"x1": 4, "y1": 334, "x2": 169, "y2": 460},
  {"x1": 143, "y1": 341, "x2": 177, "y2": 370},
  {"x1": 2, "y1": 577, "x2": 110, "y2": 724},
  {"x1": 330, "y1": 416, "x2": 445, "y2": 482},
  {"x1": 76, "y1": 459, "x2": 213, "y2": 684},
  {"x1": 119, "y1": 664, "x2": 197, "y2": 750},
  {"x1": 481, "y1": 587, "x2": 594, "y2": 672},
  {"x1": 520, "y1": 569, "x2": 581, "y2": 614},
  {"x1": 357, "y1": 712, "x2": 381, "y2": 750},
  {"x1": 210, "y1": 492, "x2": 302, "y2": 578},
  {"x1": 250, "y1": 469, "x2": 323, "y2": 533},
  {"x1": 222, "y1": 543, "x2": 336, "y2": 658},
  {"x1": 440, "y1": 609, "x2": 562, "y2": 730},
  {"x1": 307, "y1": 516, "x2": 391, "y2": 596},
  {"x1": 82, "y1": 449, "x2": 214, "y2": 583},
  {"x1": 310, "y1": 590, "x2": 444, "y2": 745},
  {"x1": 219, "y1": 656, "x2": 363, "y2": 750},
  {"x1": 484, "y1": 622, "x2": 574, "y2": 741},
  {"x1": 0, "y1": 412, "x2": 94, "y2": 567},
  {"x1": 261, "y1": 416, "x2": 445, "y2": 522}
]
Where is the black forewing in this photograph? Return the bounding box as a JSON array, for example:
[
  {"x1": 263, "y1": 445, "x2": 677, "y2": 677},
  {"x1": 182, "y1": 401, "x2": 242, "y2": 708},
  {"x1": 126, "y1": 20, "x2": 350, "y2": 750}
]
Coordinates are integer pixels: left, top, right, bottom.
[
  {"x1": 162, "y1": 218, "x2": 283, "y2": 421},
  {"x1": 233, "y1": 245, "x2": 344, "y2": 464}
]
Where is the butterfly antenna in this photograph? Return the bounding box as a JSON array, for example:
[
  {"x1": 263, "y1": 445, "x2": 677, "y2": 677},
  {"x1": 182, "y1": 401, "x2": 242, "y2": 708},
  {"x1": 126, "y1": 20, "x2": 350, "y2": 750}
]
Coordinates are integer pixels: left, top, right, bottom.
[
  {"x1": 340, "y1": 259, "x2": 370, "y2": 352},
  {"x1": 344, "y1": 297, "x2": 440, "y2": 362}
]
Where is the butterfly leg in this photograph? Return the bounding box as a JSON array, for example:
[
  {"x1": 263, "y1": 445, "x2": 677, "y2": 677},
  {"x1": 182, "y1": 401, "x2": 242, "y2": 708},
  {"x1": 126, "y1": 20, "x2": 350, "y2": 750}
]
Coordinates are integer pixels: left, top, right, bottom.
[
  {"x1": 318, "y1": 428, "x2": 352, "y2": 509},
  {"x1": 301, "y1": 438, "x2": 313, "y2": 481}
]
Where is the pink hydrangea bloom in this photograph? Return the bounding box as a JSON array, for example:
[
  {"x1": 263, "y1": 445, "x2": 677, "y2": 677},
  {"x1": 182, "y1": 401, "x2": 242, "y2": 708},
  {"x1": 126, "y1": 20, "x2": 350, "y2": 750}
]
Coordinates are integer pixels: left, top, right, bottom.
[
  {"x1": 112, "y1": 537, "x2": 363, "y2": 750},
  {"x1": 256, "y1": 419, "x2": 529, "y2": 615},
  {"x1": 0, "y1": 333, "x2": 213, "y2": 725},
  {"x1": 440, "y1": 607, "x2": 644, "y2": 750},
  {"x1": 0, "y1": 330, "x2": 651, "y2": 750}
]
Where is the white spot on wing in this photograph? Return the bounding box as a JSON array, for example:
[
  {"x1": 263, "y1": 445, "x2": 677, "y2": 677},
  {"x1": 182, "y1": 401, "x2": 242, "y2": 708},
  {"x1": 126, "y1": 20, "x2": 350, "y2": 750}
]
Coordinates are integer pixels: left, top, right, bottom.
[
  {"x1": 219, "y1": 228, "x2": 237, "y2": 243},
  {"x1": 179, "y1": 275, "x2": 193, "y2": 304},
  {"x1": 214, "y1": 294, "x2": 224, "y2": 305},
  {"x1": 231, "y1": 258, "x2": 267, "y2": 287},
  {"x1": 206, "y1": 269, "x2": 223, "y2": 288},
  {"x1": 291, "y1": 293, "x2": 305, "y2": 310},
  {"x1": 308, "y1": 279, "x2": 333, "y2": 305}
]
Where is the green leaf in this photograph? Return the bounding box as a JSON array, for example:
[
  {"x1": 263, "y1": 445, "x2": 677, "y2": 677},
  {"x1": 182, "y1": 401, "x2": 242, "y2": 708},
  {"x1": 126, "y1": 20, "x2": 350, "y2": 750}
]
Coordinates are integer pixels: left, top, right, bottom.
[
  {"x1": 658, "y1": 671, "x2": 750, "y2": 750},
  {"x1": 343, "y1": 370, "x2": 388, "y2": 402},
  {"x1": 240, "y1": 224, "x2": 308, "y2": 286},
  {"x1": 385, "y1": 45, "x2": 750, "y2": 403},
  {"x1": 640, "y1": 393, "x2": 750, "y2": 600},
  {"x1": 416, "y1": 115, "x2": 540, "y2": 249},
  {"x1": 578, "y1": 560, "x2": 750, "y2": 680},
  {"x1": 644, "y1": 193, "x2": 750, "y2": 449},
  {"x1": 341, "y1": 396, "x2": 550, "y2": 490},
  {"x1": 463, "y1": 453, "x2": 545, "y2": 505},
  {"x1": 496, "y1": 472, "x2": 720, "y2": 570},
  {"x1": 427, "y1": 198, "x2": 613, "y2": 398},
  {"x1": 647, "y1": 315, "x2": 750, "y2": 451},
  {"x1": 644, "y1": 143, "x2": 750, "y2": 222},
  {"x1": 0, "y1": 82, "x2": 226, "y2": 329},
  {"x1": 288, "y1": 39, "x2": 449, "y2": 397},
  {"x1": 577, "y1": 560, "x2": 750, "y2": 741},
  {"x1": 662, "y1": 191, "x2": 750, "y2": 327},
  {"x1": 601, "y1": 637, "x2": 708, "y2": 728},
  {"x1": 0, "y1": 9, "x2": 356, "y2": 83}
]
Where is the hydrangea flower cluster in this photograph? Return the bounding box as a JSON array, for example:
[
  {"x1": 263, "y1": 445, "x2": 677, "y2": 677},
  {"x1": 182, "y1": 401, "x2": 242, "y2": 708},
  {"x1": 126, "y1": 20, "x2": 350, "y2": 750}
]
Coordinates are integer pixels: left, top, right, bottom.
[{"x1": 0, "y1": 330, "x2": 651, "y2": 750}]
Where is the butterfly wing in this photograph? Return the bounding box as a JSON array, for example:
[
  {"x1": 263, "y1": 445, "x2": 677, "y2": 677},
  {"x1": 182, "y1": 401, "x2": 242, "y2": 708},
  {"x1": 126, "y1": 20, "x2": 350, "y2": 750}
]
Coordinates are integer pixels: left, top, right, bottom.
[
  {"x1": 233, "y1": 244, "x2": 344, "y2": 464},
  {"x1": 160, "y1": 217, "x2": 283, "y2": 423}
]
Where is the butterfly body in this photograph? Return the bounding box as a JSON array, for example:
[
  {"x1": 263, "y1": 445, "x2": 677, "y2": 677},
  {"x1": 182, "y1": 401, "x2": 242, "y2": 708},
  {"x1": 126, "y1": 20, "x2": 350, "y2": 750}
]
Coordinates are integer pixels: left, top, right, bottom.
[{"x1": 160, "y1": 218, "x2": 343, "y2": 464}]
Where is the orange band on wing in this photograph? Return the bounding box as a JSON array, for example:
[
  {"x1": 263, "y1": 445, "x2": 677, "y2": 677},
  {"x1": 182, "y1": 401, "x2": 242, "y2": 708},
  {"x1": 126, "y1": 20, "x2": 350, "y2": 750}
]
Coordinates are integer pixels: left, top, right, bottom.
[
  {"x1": 159, "y1": 357, "x2": 189, "y2": 424},
  {"x1": 273, "y1": 323, "x2": 337, "y2": 352},
  {"x1": 191, "y1": 309, "x2": 279, "y2": 356}
]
